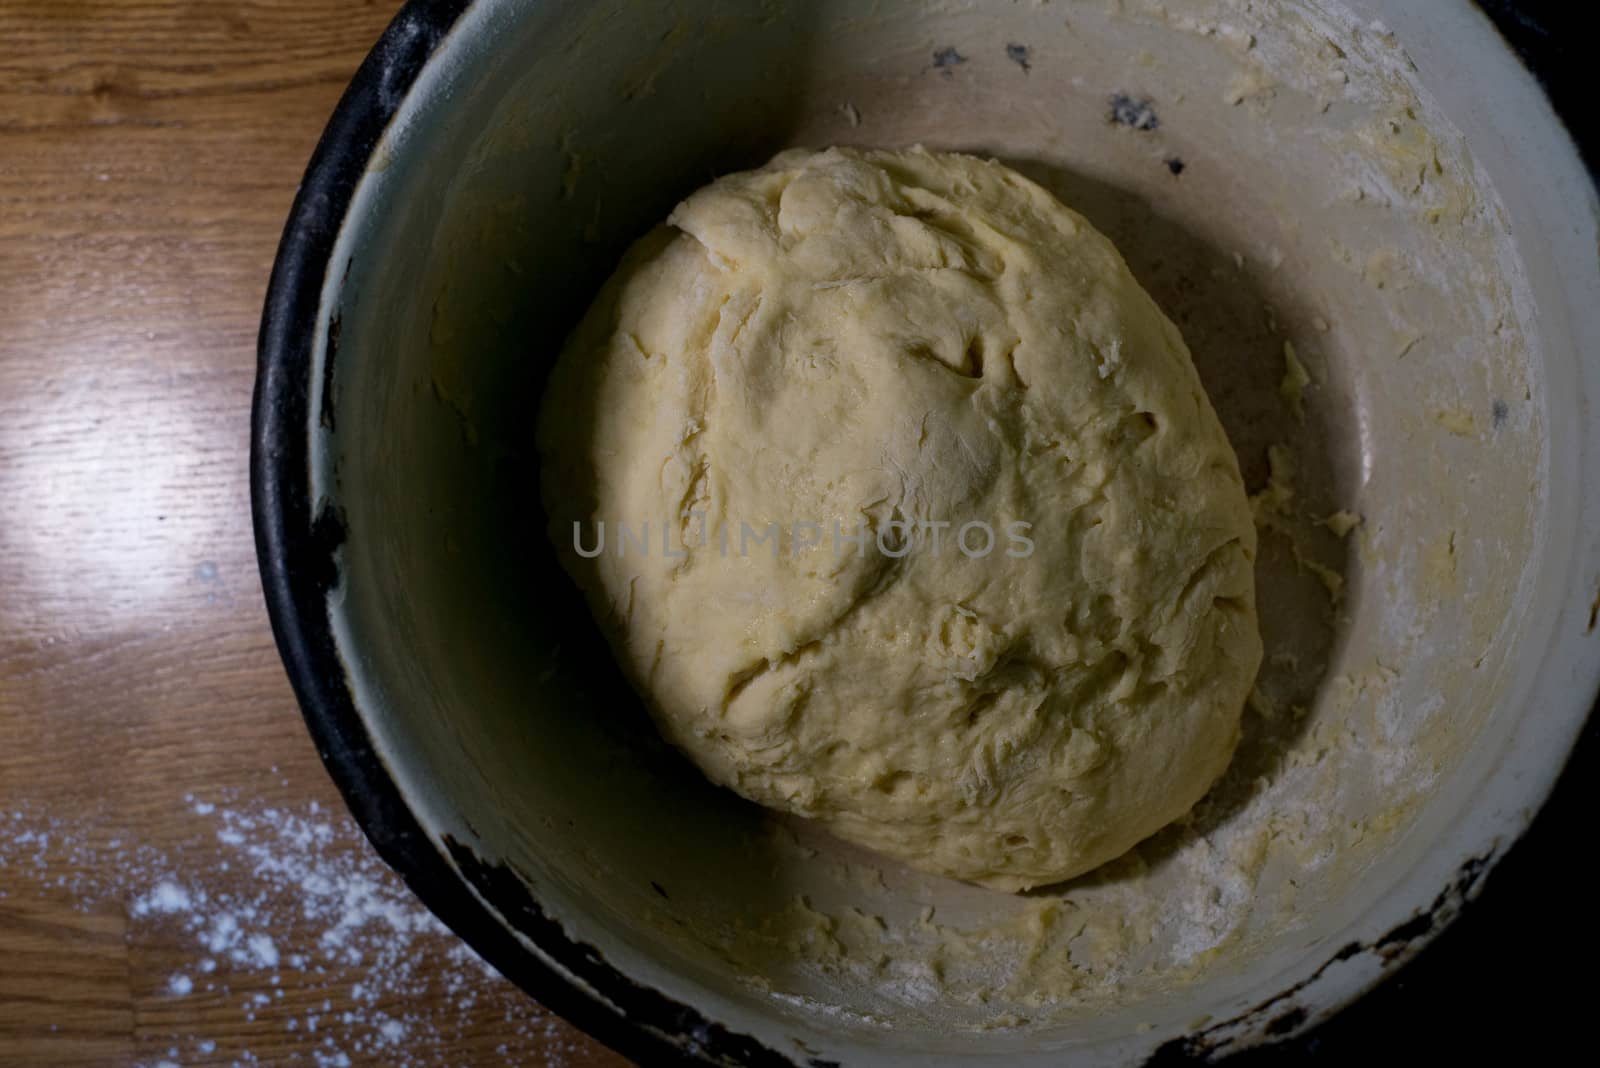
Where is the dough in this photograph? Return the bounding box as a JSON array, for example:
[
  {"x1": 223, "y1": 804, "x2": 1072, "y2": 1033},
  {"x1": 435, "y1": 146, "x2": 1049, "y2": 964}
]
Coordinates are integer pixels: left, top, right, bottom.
[{"x1": 537, "y1": 147, "x2": 1261, "y2": 890}]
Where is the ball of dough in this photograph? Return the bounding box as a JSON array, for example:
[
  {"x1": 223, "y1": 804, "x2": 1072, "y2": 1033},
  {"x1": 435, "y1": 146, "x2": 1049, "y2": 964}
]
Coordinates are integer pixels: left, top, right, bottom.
[{"x1": 538, "y1": 147, "x2": 1261, "y2": 891}]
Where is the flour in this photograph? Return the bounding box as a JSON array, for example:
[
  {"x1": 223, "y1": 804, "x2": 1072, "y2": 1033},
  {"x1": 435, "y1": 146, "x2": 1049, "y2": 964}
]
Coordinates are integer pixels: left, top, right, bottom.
[{"x1": 0, "y1": 800, "x2": 591, "y2": 1067}]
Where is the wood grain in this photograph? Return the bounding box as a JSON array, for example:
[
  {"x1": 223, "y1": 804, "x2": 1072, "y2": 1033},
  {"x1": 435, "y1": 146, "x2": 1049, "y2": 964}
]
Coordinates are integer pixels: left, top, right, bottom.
[{"x1": 0, "y1": 2, "x2": 626, "y2": 1064}]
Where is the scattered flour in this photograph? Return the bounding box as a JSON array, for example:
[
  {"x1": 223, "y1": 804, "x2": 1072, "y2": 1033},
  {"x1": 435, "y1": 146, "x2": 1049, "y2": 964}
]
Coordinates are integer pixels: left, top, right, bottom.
[{"x1": 0, "y1": 801, "x2": 600, "y2": 1067}]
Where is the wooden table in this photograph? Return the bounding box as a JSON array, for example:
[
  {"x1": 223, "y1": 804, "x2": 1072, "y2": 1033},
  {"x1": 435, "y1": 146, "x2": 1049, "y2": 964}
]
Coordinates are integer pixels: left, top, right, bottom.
[
  {"x1": 3, "y1": 2, "x2": 1597, "y2": 1066},
  {"x1": 0, "y1": 2, "x2": 623, "y2": 1064}
]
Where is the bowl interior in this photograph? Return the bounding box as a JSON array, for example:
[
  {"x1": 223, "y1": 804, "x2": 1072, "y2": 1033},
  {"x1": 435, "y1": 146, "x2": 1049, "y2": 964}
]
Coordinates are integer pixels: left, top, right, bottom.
[{"x1": 300, "y1": 0, "x2": 1591, "y2": 1062}]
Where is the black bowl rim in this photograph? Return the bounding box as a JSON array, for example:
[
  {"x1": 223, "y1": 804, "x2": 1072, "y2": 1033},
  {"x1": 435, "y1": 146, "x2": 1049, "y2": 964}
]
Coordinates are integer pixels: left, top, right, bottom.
[{"x1": 250, "y1": 2, "x2": 1596, "y2": 1066}]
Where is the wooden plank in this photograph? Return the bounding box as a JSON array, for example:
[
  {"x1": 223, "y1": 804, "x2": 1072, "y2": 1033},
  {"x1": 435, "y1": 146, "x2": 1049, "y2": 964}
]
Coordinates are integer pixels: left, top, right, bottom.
[{"x1": 0, "y1": 3, "x2": 629, "y2": 1064}]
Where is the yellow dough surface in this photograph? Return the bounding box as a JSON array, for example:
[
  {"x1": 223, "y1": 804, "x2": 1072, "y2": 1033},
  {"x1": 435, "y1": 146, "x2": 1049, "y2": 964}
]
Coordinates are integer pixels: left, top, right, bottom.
[{"x1": 538, "y1": 147, "x2": 1261, "y2": 890}]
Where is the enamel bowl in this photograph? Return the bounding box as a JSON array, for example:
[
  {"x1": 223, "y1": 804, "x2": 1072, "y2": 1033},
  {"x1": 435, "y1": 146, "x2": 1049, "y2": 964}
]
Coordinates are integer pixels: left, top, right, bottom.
[{"x1": 254, "y1": 1, "x2": 1600, "y2": 1063}]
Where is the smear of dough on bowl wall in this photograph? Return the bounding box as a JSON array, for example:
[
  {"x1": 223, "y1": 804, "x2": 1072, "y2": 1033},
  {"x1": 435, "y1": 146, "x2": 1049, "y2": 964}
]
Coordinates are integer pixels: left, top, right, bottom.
[{"x1": 315, "y1": 0, "x2": 1549, "y2": 1057}]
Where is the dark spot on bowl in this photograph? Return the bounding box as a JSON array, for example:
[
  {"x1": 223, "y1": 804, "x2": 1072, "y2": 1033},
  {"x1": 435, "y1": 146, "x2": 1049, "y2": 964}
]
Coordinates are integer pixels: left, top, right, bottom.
[
  {"x1": 651, "y1": 880, "x2": 669, "y2": 899},
  {"x1": 932, "y1": 46, "x2": 966, "y2": 72},
  {"x1": 1166, "y1": 157, "x2": 1187, "y2": 176},
  {"x1": 1006, "y1": 43, "x2": 1031, "y2": 72},
  {"x1": 320, "y1": 312, "x2": 342, "y2": 431},
  {"x1": 1492, "y1": 399, "x2": 1509, "y2": 428},
  {"x1": 1110, "y1": 93, "x2": 1160, "y2": 131},
  {"x1": 306, "y1": 502, "x2": 347, "y2": 594},
  {"x1": 1266, "y1": 1007, "x2": 1309, "y2": 1036}
]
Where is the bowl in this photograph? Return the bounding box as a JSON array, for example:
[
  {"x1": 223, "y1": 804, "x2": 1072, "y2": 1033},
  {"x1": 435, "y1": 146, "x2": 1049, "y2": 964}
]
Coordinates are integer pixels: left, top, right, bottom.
[{"x1": 253, "y1": 1, "x2": 1600, "y2": 1063}]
